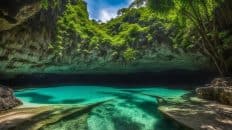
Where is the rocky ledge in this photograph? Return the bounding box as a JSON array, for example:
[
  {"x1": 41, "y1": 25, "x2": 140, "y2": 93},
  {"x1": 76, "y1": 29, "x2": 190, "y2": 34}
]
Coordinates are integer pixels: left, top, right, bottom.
[
  {"x1": 0, "y1": 85, "x2": 22, "y2": 111},
  {"x1": 196, "y1": 77, "x2": 232, "y2": 105},
  {"x1": 0, "y1": 100, "x2": 110, "y2": 130},
  {"x1": 159, "y1": 95, "x2": 232, "y2": 130}
]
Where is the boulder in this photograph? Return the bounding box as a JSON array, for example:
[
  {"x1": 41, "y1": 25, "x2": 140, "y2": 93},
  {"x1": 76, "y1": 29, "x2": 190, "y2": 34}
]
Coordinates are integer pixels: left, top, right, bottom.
[
  {"x1": 0, "y1": 85, "x2": 22, "y2": 111},
  {"x1": 196, "y1": 77, "x2": 232, "y2": 105}
]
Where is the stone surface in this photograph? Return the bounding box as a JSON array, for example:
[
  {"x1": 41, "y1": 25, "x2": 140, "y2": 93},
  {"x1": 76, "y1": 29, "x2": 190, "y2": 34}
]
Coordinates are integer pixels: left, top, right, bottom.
[
  {"x1": 159, "y1": 94, "x2": 232, "y2": 130},
  {"x1": 0, "y1": 100, "x2": 109, "y2": 130},
  {"x1": 0, "y1": 0, "x2": 41, "y2": 31},
  {"x1": 0, "y1": 106, "x2": 52, "y2": 130},
  {"x1": 0, "y1": 85, "x2": 22, "y2": 111},
  {"x1": 196, "y1": 77, "x2": 232, "y2": 105}
]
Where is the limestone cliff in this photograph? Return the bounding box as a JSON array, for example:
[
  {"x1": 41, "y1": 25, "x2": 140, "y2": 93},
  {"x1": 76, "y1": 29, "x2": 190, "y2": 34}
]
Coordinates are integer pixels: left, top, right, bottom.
[
  {"x1": 0, "y1": 0, "x2": 41, "y2": 31},
  {"x1": 0, "y1": 0, "x2": 213, "y2": 74}
]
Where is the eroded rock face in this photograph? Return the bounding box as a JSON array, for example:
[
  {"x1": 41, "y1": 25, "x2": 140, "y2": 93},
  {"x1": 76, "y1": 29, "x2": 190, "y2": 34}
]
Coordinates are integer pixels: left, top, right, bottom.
[
  {"x1": 0, "y1": 85, "x2": 22, "y2": 111},
  {"x1": 196, "y1": 77, "x2": 232, "y2": 105},
  {"x1": 0, "y1": 0, "x2": 41, "y2": 31}
]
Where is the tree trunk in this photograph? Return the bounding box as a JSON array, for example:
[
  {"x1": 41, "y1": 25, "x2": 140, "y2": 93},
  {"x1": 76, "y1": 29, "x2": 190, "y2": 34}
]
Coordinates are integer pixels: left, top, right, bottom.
[{"x1": 188, "y1": 1, "x2": 226, "y2": 76}]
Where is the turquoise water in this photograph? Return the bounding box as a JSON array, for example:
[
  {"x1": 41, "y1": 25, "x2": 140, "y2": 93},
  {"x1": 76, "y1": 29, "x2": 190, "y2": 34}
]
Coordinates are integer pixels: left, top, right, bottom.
[{"x1": 15, "y1": 85, "x2": 189, "y2": 130}]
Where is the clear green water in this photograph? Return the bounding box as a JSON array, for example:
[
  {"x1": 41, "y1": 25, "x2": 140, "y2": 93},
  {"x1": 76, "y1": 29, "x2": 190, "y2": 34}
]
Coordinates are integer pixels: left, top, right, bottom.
[{"x1": 15, "y1": 86, "x2": 189, "y2": 130}]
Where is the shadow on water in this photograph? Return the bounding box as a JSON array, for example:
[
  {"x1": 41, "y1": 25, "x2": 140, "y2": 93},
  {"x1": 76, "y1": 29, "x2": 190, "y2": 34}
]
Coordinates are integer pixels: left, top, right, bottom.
[
  {"x1": 100, "y1": 90, "x2": 160, "y2": 115},
  {"x1": 16, "y1": 92, "x2": 86, "y2": 104},
  {"x1": 112, "y1": 116, "x2": 144, "y2": 130},
  {"x1": 153, "y1": 117, "x2": 181, "y2": 130},
  {"x1": 98, "y1": 91, "x2": 157, "y2": 112},
  {"x1": 96, "y1": 91, "x2": 180, "y2": 130},
  {"x1": 136, "y1": 101, "x2": 158, "y2": 115},
  {"x1": 98, "y1": 91, "x2": 136, "y2": 104},
  {"x1": 134, "y1": 100, "x2": 184, "y2": 130}
]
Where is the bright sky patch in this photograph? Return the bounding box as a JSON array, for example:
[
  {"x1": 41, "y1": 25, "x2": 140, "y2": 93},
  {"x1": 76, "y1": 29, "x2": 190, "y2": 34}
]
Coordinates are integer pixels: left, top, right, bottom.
[{"x1": 85, "y1": 0, "x2": 134, "y2": 22}]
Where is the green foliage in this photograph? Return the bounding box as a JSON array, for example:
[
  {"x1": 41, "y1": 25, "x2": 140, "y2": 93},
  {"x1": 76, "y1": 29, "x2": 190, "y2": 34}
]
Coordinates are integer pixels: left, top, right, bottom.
[
  {"x1": 148, "y1": 0, "x2": 174, "y2": 12},
  {"x1": 52, "y1": 0, "x2": 182, "y2": 63},
  {"x1": 123, "y1": 48, "x2": 137, "y2": 62},
  {"x1": 40, "y1": 0, "x2": 59, "y2": 9},
  {"x1": 219, "y1": 31, "x2": 232, "y2": 48},
  {"x1": 41, "y1": 0, "x2": 49, "y2": 9},
  {"x1": 122, "y1": 9, "x2": 141, "y2": 23},
  {"x1": 148, "y1": 0, "x2": 232, "y2": 75},
  {"x1": 51, "y1": 0, "x2": 231, "y2": 71}
]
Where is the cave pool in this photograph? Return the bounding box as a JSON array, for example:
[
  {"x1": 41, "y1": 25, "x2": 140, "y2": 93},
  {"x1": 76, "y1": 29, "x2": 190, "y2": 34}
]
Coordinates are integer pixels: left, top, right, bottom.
[{"x1": 15, "y1": 85, "x2": 189, "y2": 130}]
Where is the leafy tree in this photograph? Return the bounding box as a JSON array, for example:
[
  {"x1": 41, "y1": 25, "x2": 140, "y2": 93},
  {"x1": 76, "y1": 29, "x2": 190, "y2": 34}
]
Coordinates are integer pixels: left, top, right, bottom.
[
  {"x1": 148, "y1": 0, "x2": 231, "y2": 75},
  {"x1": 117, "y1": 8, "x2": 128, "y2": 16}
]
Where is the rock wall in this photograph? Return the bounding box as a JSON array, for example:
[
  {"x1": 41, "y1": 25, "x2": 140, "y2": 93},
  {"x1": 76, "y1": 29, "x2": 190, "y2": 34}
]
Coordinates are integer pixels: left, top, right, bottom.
[
  {"x1": 196, "y1": 77, "x2": 232, "y2": 105},
  {"x1": 0, "y1": 0, "x2": 213, "y2": 74},
  {"x1": 0, "y1": 0, "x2": 68, "y2": 74},
  {"x1": 0, "y1": 0, "x2": 41, "y2": 31}
]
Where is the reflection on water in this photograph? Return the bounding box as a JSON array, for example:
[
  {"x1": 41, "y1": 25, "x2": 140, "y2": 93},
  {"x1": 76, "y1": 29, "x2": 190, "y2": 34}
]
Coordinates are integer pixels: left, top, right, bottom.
[{"x1": 15, "y1": 86, "x2": 188, "y2": 130}]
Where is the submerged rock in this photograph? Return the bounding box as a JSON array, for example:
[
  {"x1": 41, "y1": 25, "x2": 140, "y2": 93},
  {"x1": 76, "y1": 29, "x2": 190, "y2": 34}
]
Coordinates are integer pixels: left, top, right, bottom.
[
  {"x1": 0, "y1": 100, "x2": 110, "y2": 130},
  {"x1": 196, "y1": 77, "x2": 232, "y2": 105},
  {"x1": 0, "y1": 85, "x2": 22, "y2": 111}
]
